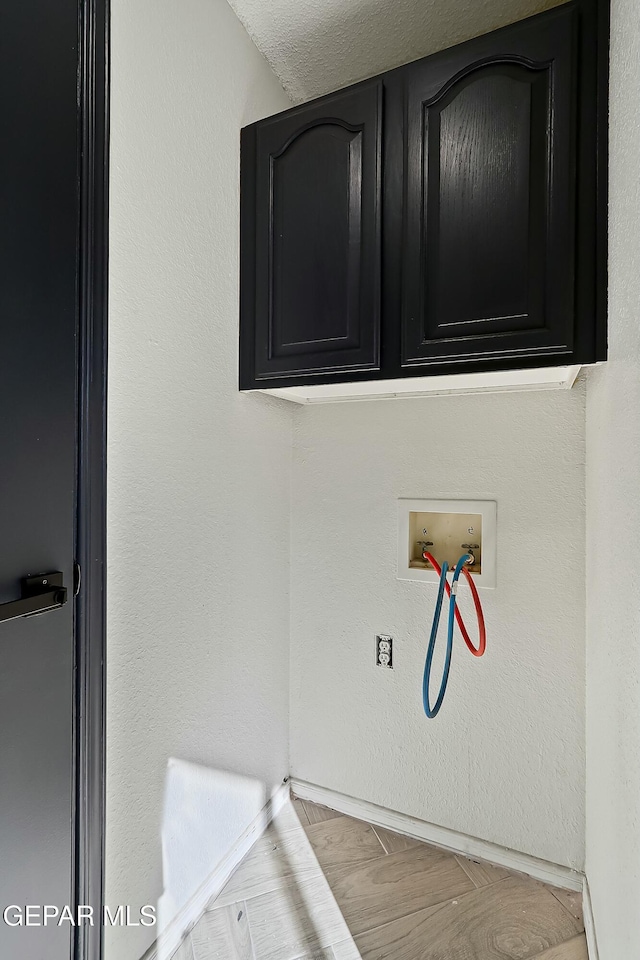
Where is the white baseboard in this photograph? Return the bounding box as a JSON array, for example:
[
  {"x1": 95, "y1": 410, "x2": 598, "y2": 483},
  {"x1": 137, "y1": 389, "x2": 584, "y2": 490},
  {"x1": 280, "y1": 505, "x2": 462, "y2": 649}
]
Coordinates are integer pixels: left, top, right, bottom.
[
  {"x1": 290, "y1": 778, "x2": 584, "y2": 893},
  {"x1": 582, "y1": 877, "x2": 600, "y2": 960},
  {"x1": 142, "y1": 780, "x2": 290, "y2": 960}
]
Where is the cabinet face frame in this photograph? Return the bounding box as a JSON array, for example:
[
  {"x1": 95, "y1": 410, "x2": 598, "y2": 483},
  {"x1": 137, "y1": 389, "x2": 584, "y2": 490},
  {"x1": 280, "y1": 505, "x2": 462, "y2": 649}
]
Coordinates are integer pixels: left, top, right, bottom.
[{"x1": 239, "y1": 0, "x2": 608, "y2": 392}]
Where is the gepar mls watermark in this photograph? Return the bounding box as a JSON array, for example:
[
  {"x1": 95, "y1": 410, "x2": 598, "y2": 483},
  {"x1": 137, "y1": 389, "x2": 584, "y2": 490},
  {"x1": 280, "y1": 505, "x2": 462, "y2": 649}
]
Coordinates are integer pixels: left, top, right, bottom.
[{"x1": 3, "y1": 905, "x2": 156, "y2": 927}]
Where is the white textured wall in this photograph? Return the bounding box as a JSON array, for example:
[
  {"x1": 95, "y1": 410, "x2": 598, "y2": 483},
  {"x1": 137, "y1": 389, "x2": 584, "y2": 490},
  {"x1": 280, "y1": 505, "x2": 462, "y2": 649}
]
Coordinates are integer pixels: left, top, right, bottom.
[
  {"x1": 585, "y1": 0, "x2": 640, "y2": 954},
  {"x1": 228, "y1": 0, "x2": 564, "y2": 101},
  {"x1": 291, "y1": 387, "x2": 586, "y2": 868},
  {"x1": 107, "y1": 1, "x2": 291, "y2": 957}
]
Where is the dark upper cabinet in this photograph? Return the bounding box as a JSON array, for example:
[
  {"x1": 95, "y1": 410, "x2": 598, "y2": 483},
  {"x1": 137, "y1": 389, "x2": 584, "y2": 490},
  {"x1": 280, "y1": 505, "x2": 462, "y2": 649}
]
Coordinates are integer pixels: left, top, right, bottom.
[
  {"x1": 240, "y1": 0, "x2": 607, "y2": 391},
  {"x1": 240, "y1": 82, "x2": 382, "y2": 385},
  {"x1": 401, "y1": 6, "x2": 577, "y2": 366}
]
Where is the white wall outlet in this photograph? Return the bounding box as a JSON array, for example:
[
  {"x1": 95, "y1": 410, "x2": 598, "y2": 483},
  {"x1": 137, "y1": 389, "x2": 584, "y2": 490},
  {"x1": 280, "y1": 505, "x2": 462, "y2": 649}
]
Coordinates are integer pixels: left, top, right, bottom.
[
  {"x1": 376, "y1": 635, "x2": 393, "y2": 668},
  {"x1": 397, "y1": 499, "x2": 497, "y2": 588}
]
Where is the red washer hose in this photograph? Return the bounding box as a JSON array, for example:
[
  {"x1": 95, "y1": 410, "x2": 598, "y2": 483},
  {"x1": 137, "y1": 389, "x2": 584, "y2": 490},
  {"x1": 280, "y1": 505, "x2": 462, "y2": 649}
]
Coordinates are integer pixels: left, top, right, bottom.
[{"x1": 423, "y1": 552, "x2": 486, "y2": 657}]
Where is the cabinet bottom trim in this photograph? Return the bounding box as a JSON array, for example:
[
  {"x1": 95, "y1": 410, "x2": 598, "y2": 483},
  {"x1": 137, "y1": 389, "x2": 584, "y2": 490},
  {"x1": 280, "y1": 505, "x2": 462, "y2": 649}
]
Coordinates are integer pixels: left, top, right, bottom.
[{"x1": 248, "y1": 364, "x2": 583, "y2": 404}]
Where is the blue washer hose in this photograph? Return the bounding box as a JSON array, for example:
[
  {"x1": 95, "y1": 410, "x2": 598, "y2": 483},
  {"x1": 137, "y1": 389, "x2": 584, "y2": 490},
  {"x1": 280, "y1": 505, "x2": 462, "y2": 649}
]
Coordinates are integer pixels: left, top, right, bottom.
[{"x1": 422, "y1": 553, "x2": 471, "y2": 718}]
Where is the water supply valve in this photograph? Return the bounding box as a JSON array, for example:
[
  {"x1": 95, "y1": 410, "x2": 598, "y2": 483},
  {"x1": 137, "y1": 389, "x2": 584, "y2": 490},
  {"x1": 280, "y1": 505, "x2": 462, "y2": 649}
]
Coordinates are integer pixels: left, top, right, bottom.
[{"x1": 397, "y1": 499, "x2": 497, "y2": 589}]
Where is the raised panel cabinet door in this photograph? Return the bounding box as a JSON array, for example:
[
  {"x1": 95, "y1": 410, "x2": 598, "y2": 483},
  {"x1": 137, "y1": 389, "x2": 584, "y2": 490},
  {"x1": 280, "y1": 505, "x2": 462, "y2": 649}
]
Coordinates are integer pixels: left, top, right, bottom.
[
  {"x1": 401, "y1": 3, "x2": 578, "y2": 367},
  {"x1": 241, "y1": 81, "x2": 382, "y2": 385}
]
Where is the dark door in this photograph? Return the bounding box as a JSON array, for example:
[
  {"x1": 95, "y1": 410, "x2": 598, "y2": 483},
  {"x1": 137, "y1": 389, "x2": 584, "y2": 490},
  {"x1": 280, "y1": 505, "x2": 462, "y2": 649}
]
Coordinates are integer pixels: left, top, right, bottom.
[
  {"x1": 240, "y1": 81, "x2": 382, "y2": 386},
  {"x1": 0, "y1": 3, "x2": 106, "y2": 958},
  {"x1": 400, "y1": 3, "x2": 579, "y2": 368}
]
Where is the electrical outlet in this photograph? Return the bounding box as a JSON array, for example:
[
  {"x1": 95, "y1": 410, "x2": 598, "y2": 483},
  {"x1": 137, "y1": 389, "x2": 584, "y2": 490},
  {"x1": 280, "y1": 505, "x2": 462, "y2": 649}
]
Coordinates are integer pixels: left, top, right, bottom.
[{"x1": 376, "y1": 635, "x2": 393, "y2": 668}]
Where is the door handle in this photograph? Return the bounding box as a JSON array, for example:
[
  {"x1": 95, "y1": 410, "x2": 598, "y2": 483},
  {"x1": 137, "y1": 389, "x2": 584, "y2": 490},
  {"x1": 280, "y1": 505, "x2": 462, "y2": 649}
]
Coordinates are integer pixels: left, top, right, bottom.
[{"x1": 0, "y1": 572, "x2": 68, "y2": 624}]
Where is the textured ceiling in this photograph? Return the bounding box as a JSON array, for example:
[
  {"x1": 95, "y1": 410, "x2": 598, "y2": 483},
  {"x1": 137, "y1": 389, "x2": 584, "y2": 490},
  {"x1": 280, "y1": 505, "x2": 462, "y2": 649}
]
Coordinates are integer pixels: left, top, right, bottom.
[{"x1": 227, "y1": 0, "x2": 565, "y2": 103}]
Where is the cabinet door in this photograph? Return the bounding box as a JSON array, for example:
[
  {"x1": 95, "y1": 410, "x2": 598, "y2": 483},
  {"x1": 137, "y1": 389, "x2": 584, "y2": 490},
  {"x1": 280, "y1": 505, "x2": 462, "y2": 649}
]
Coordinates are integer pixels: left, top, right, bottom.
[
  {"x1": 242, "y1": 82, "x2": 382, "y2": 385},
  {"x1": 401, "y1": 4, "x2": 578, "y2": 367}
]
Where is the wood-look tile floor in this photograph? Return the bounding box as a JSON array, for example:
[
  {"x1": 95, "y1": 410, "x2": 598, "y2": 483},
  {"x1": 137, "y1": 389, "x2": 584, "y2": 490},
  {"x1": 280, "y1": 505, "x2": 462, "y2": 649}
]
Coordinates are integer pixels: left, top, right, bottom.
[{"x1": 171, "y1": 797, "x2": 587, "y2": 960}]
